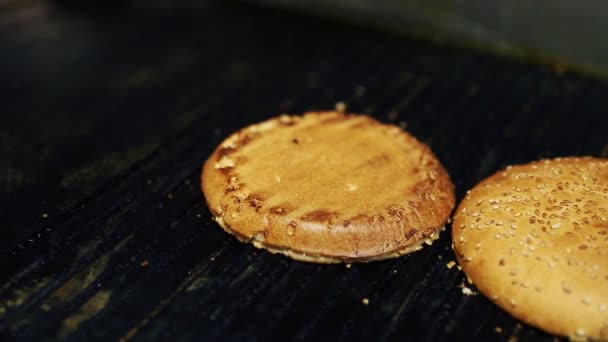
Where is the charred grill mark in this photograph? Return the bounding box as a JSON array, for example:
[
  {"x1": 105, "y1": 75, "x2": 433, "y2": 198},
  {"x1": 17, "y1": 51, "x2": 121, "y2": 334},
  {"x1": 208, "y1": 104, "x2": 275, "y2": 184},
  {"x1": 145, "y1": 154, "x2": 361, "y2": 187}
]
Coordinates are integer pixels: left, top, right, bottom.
[
  {"x1": 387, "y1": 207, "x2": 404, "y2": 219},
  {"x1": 246, "y1": 194, "x2": 264, "y2": 212},
  {"x1": 216, "y1": 146, "x2": 234, "y2": 159},
  {"x1": 239, "y1": 134, "x2": 253, "y2": 146},
  {"x1": 269, "y1": 206, "x2": 292, "y2": 215},
  {"x1": 404, "y1": 228, "x2": 418, "y2": 240},
  {"x1": 224, "y1": 175, "x2": 241, "y2": 194},
  {"x1": 301, "y1": 209, "x2": 336, "y2": 223},
  {"x1": 225, "y1": 185, "x2": 238, "y2": 194},
  {"x1": 231, "y1": 194, "x2": 245, "y2": 205},
  {"x1": 217, "y1": 134, "x2": 254, "y2": 158}
]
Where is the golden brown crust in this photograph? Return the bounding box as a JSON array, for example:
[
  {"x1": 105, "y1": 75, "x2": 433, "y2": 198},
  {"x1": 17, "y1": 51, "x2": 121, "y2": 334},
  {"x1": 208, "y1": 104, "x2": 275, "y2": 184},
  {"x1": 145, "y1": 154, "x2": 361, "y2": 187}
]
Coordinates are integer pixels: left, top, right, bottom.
[
  {"x1": 452, "y1": 157, "x2": 608, "y2": 340},
  {"x1": 201, "y1": 111, "x2": 455, "y2": 263}
]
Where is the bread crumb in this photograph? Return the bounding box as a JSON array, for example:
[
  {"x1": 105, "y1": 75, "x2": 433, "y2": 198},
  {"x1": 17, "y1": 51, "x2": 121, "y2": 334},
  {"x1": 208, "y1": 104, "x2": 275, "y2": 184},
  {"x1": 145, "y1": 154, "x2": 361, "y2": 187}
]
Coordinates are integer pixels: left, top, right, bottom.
[
  {"x1": 459, "y1": 281, "x2": 477, "y2": 296},
  {"x1": 345, "y1": 263, "x2": 352, "y2": 269},
  {"x1": 447, "y1": 261, "x2": 456, "y2": 269},
  {"x1": 278, "y1": 115, "x2": 293, "y2": 124},
  {"x1": 362, "y1": 298, "x2": 370, "y2": 305},
  {"x1": 495, "y1": 326, "x2": 503, "y2": 333},
  {"x1": 461, "y1": 287, "x2": 476, "y2": 296},
  {"x1": 335, "y1": 101, "x2": 347, "y2": 113}
]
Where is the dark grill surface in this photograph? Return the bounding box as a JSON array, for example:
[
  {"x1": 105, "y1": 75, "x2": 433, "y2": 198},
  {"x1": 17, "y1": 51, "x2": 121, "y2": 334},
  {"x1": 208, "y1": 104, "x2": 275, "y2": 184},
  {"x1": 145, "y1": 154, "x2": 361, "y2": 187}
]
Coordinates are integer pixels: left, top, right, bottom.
[{"x1": 1, "y1": 1, "x2": 607, "y2": 341}]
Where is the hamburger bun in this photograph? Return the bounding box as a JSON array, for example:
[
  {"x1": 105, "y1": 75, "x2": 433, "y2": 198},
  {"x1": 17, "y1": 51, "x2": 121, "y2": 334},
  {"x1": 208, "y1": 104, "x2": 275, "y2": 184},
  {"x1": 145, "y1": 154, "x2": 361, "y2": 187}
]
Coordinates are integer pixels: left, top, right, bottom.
[
  {"x1": 452, "y1": 157, "x2": 608, "y2": 339},
  {"x1": 202, "y1": 111, "x2": 455, "y2": 263}
]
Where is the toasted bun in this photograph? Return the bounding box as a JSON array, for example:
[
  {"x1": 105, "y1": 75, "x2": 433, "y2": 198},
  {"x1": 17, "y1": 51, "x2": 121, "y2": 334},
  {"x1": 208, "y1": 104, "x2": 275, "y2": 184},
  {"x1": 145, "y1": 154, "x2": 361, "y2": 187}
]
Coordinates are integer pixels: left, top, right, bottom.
[
  {"x1": 452, "y1": 157, "x2": 608, "y2": 339},
  {"x1": 201, "y1": 111, "x2": 455, "y2": 263}
]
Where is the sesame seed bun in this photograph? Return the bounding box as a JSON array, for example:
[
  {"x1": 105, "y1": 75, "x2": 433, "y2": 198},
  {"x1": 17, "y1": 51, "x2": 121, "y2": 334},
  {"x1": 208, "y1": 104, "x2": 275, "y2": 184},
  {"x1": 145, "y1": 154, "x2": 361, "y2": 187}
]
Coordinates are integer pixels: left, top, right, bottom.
[
  {"x1": 201, "y1": 111, "x2": 455, "y2": 263},
  {"x1": 452, "y1": 157, "x2": 608, "y2": 339}
]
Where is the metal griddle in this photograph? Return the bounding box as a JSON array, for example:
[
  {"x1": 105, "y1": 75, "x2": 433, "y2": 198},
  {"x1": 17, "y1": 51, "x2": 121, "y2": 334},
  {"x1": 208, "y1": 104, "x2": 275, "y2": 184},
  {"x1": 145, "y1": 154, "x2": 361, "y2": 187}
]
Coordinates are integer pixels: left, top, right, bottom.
[{"x1": 1, "y1": 1, "x2": 607, "y2": 341}]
